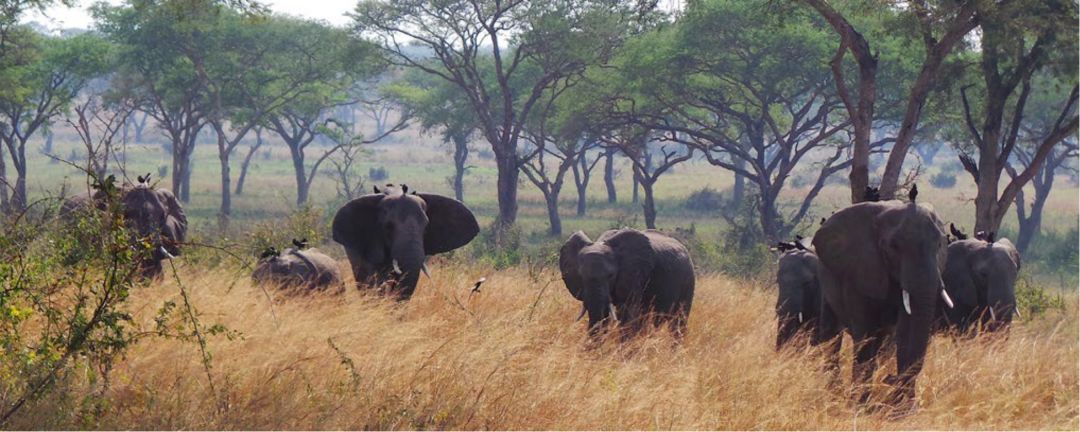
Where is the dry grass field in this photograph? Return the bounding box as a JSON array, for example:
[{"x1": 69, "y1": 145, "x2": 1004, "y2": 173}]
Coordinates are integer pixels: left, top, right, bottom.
[{"x1": 11, "y1": 261, "x2": 1077, "y2": 430}]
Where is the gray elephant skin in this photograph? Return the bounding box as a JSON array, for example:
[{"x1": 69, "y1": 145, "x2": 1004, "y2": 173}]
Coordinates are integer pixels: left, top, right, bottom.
[
  {"x1": 812, "y1": 199, "x2": 948, "y2": 406},
  {"x1": 252, "y1": 247, "x2": 342, "y2": 291},
  {"x1": 559, "y1": 228, "x2": 695, "y2": 339},
  {"x1": 332, "y1": 184, "x2": 479, "y2": 300},
  {"x1": 938, "y1": 237, "x2": 1021, "y2": 332},
  {"x1": 62, "y1": 182, "x2": 188, "y2": 278},
  {"x1": 774, "y1": 242, "x2": 820, "y2": 350}
]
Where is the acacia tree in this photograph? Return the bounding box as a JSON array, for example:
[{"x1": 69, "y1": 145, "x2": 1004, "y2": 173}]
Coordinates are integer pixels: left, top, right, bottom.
[
  {"x1": 951, "y1": 1, "x2": 1079, "y2": 235},
  {"x1": 0, "y1": 32, "x2": 111, "y2": 212},
  {"x1": 66, "y1": 89, "x2": 137, "y2": 180},
  {"x1": 599, "y1": 127, "x2": 692, "y2": 230},
  {"x1": 604, "y1": 0, "x2": 871, "y2": 240},
  {"x1": 1007, "y1": 139, "x2": 1077, "y2": 255},
  {"x1": 352, "y1": 0, "x2": 647, "y2": 231},
  {"x1": 383, "y1": 69, "x2": 478, "y2": 202},
  {"x1": 799, "y1": 0, "x2": 980, "y2": 202}
]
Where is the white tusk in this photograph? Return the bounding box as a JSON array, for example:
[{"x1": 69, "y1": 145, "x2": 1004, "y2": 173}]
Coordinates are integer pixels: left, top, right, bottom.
[
  {"x1": 941, "y1": 289, "x2": 955, "y2": 309},
  {"x1": 902, "y1": 290, "x2": 912, "y2": 315},
  {"x1": 575, "y1": 305, "x2": 587, "y2": 322},
  {"x1": 421, "y1": 263, "x2": 431, "y2": 279},
  {"x1": 609, "y1": 304, "x2": 618, "y2": 321},
  {"x1": 159, "y1": 246, "x2": 175, "y2": 259},
  {"x1": 988, "y1": 307, "x2": 996, "y2": 321},
  {"x1": 391, "y1": 259, "x2": 403, "y2": 275},
  {"x1": 798, "y1": 312, "x2": 804, "y2": 324},
  {"x1": 1014, "y1": 306, "x2": 1021, "y2": 319}
]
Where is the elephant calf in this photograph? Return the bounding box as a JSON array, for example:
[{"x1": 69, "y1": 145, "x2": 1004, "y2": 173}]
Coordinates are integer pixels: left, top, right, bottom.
[
  {"x1": 772, "y1": 239, "x2": 820, "y2": 350},
  {"x1": 252, "y1": 247, "x2": 342, "y2": 292},
  {"x1": 939, "y1": 234, "x2": 1021, "y2": 333},
  {"x1": 559, "y1": 228, "x2": 695, "y2": 339}
]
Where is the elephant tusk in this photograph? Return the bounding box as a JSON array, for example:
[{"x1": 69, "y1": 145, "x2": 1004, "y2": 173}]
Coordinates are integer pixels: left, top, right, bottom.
[
  {"x1": 575, "y1": 305, "x2": 587, "y2": 322},
  {"x1": 159, "y1": 246, "x2": 175, "y2": 259},
  {"x1": 421, "y1": 263, "x2": 432, "y2": 279},
  {"x1": 798, "y1": 312, "x2": 804, "y2": 324},
  {"x1": 1014, "y1": 306, "x2": 1021, "y2": 319},
  {"x1": 391, "y1": 260, "x2": 403, "y2": 275},
  {"x1": 988, "y1": 307, "x2": 996, "y2": 321},
  {"x1": 941, "y1": 289, "x2": 955, "y2": 309},
  {"x1": 902, "y1": 290, "x2": 912, "y2": 315},
  {"x1": 609, "y1": 304, "x2": 618, "y2": 322}
]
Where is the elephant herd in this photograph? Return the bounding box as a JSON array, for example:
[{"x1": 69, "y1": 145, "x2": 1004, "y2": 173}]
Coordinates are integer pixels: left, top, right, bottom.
[
  {"x1": 64, "y1": 180, "x2": 1022, "y2": 414},
  {"x1": 772, "y1": 186, "x2": 1022, "y2": 409}
]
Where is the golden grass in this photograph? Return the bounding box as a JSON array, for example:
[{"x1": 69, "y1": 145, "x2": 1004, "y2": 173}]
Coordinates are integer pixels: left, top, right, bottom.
[{"x1": 16, "y1": 261, "x2": 1080, "y2": 430}]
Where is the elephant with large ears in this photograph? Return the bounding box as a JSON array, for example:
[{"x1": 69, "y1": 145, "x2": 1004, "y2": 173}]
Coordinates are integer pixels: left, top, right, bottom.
[
  {"x1": 559, "y1": 228, "x2": 695, "y2": 339},
  {"x1": 332, "y1": 184, "x2": 479, "y2": 300},
  {"x1": 772, "y1": 238, "x2": 821, "y2": 351},
  {"x1": 812, "y1": 195, "x2": 951, "y2": 410},
  {"x1": 938, "y1": 235, "x2": 1021, "y2": 333},
  {"x1": 119, "y1": 184, "x2": 188, "y2": 278}
]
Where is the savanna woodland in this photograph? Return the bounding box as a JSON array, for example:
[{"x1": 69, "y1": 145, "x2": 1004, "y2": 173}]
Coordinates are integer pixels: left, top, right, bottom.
[{"x1": 0, "y1": 0, "x2": 1077, "y2": 429}]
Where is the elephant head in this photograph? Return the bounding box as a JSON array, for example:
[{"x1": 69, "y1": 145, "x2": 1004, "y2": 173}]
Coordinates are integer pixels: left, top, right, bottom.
[
  {"x1": 773, "y1": 239, "x2": 820, "y2": 350},
  {"x1": 119, "y1": 185, "x2": 187, "y2": 262},
  {"x1": 331, "y1": 184, "x2": 478, "y2": 300},
  {"x1": 941, "y1": 237, "x2": 1021, "y2": 332},
  {"x1": 559, "y1": 229, "x2": 658, "y2": 334},
  {"x1": 813, "y1": 199, "x2": 949, "y2": 403}
]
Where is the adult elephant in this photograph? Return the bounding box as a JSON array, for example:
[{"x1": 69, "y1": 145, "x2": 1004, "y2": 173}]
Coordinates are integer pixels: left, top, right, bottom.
[
  {"x1": 61, "y1": 177, "x2": 187, "y2": 278},
  {"x1": 252, "y1": 245, "x2": 342, "y2": 292},
  {"x1": 332, "y1": 184, "x2": 479, "y2": 300},
  {"x1": 939, "y1": 234, "x2": 1021, "y2": 333},
  {"x1": 812, "y1": 189, "x2": 951, "y2": 409},
  {"x1": 559, "y1": 228, "x2": 695, "y2": 339},
  {"x1": 773, "y1": 238, "x2": 820, "y2": 350}
]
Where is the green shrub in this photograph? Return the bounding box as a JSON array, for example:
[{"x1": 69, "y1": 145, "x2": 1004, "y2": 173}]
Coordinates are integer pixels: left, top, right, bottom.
[
  {"x1": 368, "y1": 166, "x2": 390, "y2": 181},
  {"x1": 246, "y1": 206, "x2": 328, "y2": 259},
  {"x1": 684, "y1": 187, "x2": 725, "y2": 212},
  {"x1": 1015, "y1": 276, "x2": 1066, "y2": 320},
  {"x1": 930, "y1": 171, "x2": 956, "y2": 188}
]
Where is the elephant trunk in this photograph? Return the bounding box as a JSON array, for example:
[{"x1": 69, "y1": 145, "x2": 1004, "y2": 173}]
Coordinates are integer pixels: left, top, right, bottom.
[
  {"x1": 892, "y1": 255, "x2": 942, "y2": 401},
  {"x1": 775, "y1": 284, "x2": 804, "y2": 350},
  {"x1": 390, "y1": 233, "x2": 426, "y2": 300},
  {"x1": 583, "y1": 284, "x2": 614, "y2": 337},
  {"x1": 984, "y1": 273, "x2": 1017, "y2": 332}
]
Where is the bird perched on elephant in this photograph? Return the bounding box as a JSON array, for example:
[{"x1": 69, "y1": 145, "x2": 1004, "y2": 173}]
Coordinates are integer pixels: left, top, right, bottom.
[
  {"x1": 332, "y1": 184, "x2": 479, "y2": 300},
  {"x1": 812, "y1": 186, "x2": 952, "y2": 410},
  {"x1": 61, "y1": 174, "x2": 187, "y2": 278},
  {"x1": 559, "y1": 228, "x2": 695, "y2": 339},
  {"x1": 252, "y1": 243, "x2": 343, "y2": 292},
  {"x1": 772, "y1": 237, "x2": 820, "y2": 351},
  {"x1": 938, "y1": 229, "x2": 1021, "y2": 333}
]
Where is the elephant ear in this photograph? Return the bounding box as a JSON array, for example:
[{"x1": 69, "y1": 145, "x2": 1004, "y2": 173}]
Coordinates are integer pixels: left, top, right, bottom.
[
  {"x1": 996, "y1": 238, "x2": 1021, "y2": 270},
  {"x1": 332, "y1": 194, "x2": 386, "y2": 252},
  {"x1": 420, "y1": 193, "x2": 479, "y2": 255},
  {"x1": 559, "y1": 231, "x2": 592, "y2": 301},
  {"x1": 814, "y1": 203, "x2": 891, "y2": 301},
  {"x1": 158, "y1": 188, "x2": 187, "y2": 243},
  {"x1": 602, "y1": 229, "x2": 656, "y2": 304}
]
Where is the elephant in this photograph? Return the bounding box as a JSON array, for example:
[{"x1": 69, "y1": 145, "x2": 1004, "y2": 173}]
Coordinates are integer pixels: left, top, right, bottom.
[
  {"x1": 60, "y1": 175, "x2": 187, "y2": 278},
  {"x1": 772, "y1": 238, "x2": 820, "y2": 350},
  {"x1": 252, "y1": 244, "x2": 343, "y2": 292},
  {"x1": 938, "y1": 233, "x2": 1021, "y2": 333},
  {"x1": 812, "y1": 187, "x2": 951, "y2": 409},
  {"x1": 559, "y1": 228, "x2": 695, "y2": 339},
  {"x1": 331, "y1": 184, "x2": 479, "y2": 300}
]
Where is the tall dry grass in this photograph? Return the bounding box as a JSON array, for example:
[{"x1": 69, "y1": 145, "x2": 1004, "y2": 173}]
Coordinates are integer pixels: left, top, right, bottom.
[{"x1": 15, "y1": 261, "x2": 1079, "y2": 430}]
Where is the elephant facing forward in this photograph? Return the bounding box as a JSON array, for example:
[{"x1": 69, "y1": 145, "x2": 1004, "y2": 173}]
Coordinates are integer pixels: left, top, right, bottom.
[
  {"x1": 559, "y1": 228, "x2": 695, "y2": 339},
  {"x1": 773, "y1": 238, "x2": 820, "y2": 350},
  {"x1": 813, "y1": 188, "x2": 950, "y2": 410},
  {"x1": 939, "y1": 232, "x2": 1021, "y2": 333},
  {"x1": 332, "y1": 184, "x2": 479, "y2": 300}
]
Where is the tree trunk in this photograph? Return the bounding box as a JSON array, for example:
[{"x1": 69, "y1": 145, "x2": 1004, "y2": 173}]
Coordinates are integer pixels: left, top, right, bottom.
[
  {"x1": 134, "y1": 112, "x2": 147, "y2": 143},
  {"x1": 235, "y1": 129, "x2": 263, "y2": 196},
  {"x1": 572, "y1": 153, "x2": 590, "y2": 217},
  {"x1": 218, "y1": 142, "x2": 231, "y2": 231},
  {"x1": 732, "y1": 160, "x2": 746, "y2": 208},
  {"x1": 181, "y1": 153, "x2": 193, "y2": 202},
  {"x1": 632, "y1": 172, "x2": 640, "y2": 204},
  {"x1": 545, "y1": 190, "x2": 562, "y2": 236},
  {"x1": 494, "y1": 151, "x2": 518, "y2": 228},
  {"x1": 452, "y1": 133, "x2": 468, "y2": 202},
  {"x1": 0, "y1": 144, "x2": 7, "y2": 213},
  {"x1": 641, "y1": 177, "x2": 656, "y2": 229},
  {"x1": 43, "y1": 131, "x2": 53, "y2": 155},
  {"x1": 604, "y1": 147, "x2": 617, "y2": 204},
  {"x1": 289, "y1": 141, "x2": 309, "y2": 206}
]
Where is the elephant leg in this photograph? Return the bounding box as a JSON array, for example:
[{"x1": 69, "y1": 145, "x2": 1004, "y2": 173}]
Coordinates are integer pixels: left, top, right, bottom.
[
  {"x1": 617, "y1": 303, "x2": 644, "y2": 340},
  {"x1": 851, "y1": 330, "x2": 885, "y2": 404},
  {"x1": 814, "y1": 302, "x2": 843, "y2": 388}
]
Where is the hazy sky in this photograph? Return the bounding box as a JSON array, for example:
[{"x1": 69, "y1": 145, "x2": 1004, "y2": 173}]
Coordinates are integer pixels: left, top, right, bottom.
[{"x1": 25, "y1": 0, "x2": 358, "y2": 30}]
